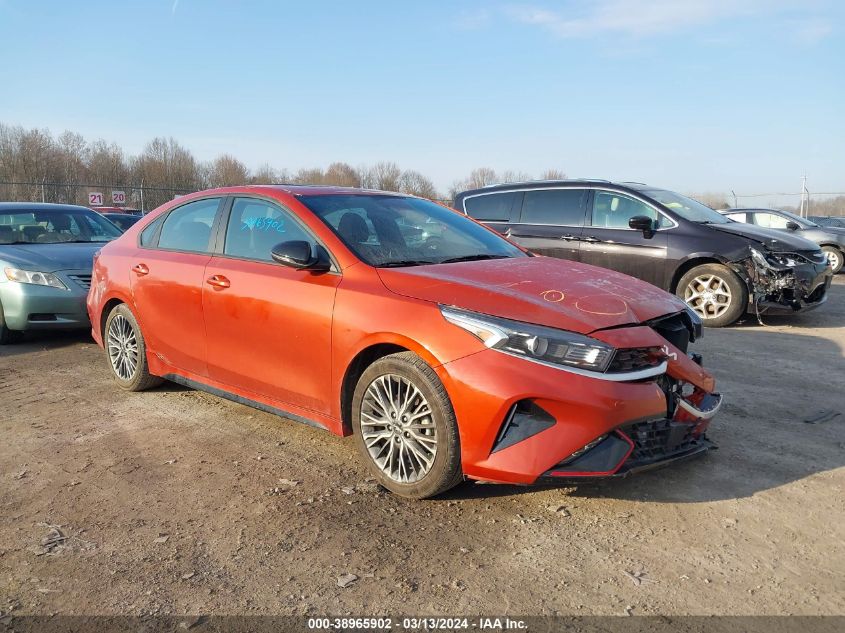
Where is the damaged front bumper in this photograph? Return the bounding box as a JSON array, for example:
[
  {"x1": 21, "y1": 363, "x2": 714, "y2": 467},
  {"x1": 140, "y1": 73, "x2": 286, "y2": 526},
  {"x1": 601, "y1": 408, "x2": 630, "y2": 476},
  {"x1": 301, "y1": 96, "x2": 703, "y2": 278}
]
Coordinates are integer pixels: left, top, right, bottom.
[{"x1": 734, "y1": 248, "x2": 832, "y2": 315}]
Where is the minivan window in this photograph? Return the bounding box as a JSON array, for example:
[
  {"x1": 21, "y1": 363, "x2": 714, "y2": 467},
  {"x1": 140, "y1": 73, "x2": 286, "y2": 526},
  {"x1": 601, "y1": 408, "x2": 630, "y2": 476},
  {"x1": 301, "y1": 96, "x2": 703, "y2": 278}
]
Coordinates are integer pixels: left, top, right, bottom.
[
  {"x1": 224, "y1": 198, "x2": 312, "y2": 262},
  {"x1": 157, "y1": 198, "x2": 220, "y2": 253},
  {"x1": 520, "y1": 189, "x2": 586, "y2": 225},
  {"x1": 752, "y1": 212, "x2": 790, "y2": 229},
  {"x1": 591, "y1": 191, "x2": 672, "y2": 229},
  {"x1": 464, "y1": 192, "x2": 517, "y2": 222}
]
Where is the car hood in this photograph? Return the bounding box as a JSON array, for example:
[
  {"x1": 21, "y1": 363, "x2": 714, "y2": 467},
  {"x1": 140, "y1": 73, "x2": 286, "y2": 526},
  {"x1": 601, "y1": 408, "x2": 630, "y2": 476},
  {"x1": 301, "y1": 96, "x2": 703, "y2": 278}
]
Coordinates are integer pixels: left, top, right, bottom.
[
  {"x1": 709, "y1": 222, "x2": 819, "y2": 252},
  {"x1": 377, "y1": 257, "x2": 688, "y2": 335},
  {"x1": 0, "y1": 242, "x2": 104, "y2": 272}
]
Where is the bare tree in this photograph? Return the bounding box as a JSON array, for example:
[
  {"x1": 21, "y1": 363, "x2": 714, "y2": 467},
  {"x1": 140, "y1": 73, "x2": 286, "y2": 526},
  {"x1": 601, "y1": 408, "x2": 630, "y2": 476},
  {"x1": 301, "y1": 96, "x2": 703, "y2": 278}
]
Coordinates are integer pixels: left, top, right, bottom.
[
  {"x1": 540, "y1": 168, "x2": 567, "y2": 180},
  {"x1": 323, "y1": 162, "x2": 360, "y2": 187},
  {"x1": 364, "y1": 161, "x2": 402, "y2": 191},
  {"x1": 398, "y1": 170, "x2": 439, "y2": 199},
  {"x1": 207, "y1": 154, "x2": 249, "y2": 187}
]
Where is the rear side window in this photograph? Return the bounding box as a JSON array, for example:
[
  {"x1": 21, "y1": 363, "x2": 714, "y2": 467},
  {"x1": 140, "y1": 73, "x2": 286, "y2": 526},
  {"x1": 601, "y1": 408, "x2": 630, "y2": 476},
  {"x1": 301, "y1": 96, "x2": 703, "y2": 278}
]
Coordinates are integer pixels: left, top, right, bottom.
[
  {"x1": 224, "y1": 198, "x2": 312, "y2": 262},
  {"x1": 520, "y1": 189, "x2": 587, "y2": 225},
  {"x1": 139, "y1": 215, "x2": 166, "y2": 246},
  {"x1": 157, "y1": 198, "x2": 221, "y2": 253},
  {"x1": 463, "y1": 192, "x2": 517, "y2": 222}
]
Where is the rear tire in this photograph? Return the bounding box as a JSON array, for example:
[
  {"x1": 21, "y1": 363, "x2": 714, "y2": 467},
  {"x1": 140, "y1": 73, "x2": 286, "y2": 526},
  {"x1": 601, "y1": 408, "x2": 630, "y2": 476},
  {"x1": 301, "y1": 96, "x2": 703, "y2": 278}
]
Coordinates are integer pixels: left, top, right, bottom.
[
  {"x1": 677, "y1": 263, "x2": 747, "y2": 328},
  {"x1": 104, "y1": 304, "x2": 162, "y2": 391},
  {"x1": 0, "y1": 299, "x2": 23, "y2": 345},
  {"x1": 351, "y1": 351, "x2": 462, "y2": 499},
  {"x1": 821, "y1": 246, "x2": 843, "y2": 274}
]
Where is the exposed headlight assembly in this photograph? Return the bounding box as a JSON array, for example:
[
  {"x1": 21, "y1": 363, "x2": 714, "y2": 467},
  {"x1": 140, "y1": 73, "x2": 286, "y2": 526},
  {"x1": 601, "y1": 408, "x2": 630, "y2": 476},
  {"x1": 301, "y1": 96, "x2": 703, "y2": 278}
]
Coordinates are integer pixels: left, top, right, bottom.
[
  {"x1": 4, "y1": 267, "x2": 67, "y2": 290},
  {"x1": 440, "y1": 306, "x2": 615, "y2": 373},
  {"x1": 750, "y1": 248, "x2": 796, "y2": 269}
]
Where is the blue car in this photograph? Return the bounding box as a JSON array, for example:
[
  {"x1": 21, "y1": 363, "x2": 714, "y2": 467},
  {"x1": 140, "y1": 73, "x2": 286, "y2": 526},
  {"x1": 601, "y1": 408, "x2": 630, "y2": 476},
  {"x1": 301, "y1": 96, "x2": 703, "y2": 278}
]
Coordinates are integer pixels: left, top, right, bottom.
[{"x1": 0, "y1": 202, "x2": 122, "y2": 344}]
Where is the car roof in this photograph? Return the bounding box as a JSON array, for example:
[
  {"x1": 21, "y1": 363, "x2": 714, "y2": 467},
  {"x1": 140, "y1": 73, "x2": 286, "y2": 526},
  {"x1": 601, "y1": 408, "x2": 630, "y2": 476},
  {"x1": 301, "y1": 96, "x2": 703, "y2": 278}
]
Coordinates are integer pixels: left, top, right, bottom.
[
  {"x1": 454, "y1": 179, "x2": 657, "y2": 197},
  {"x1": 213, "y1": 184, "x2": 408, "y2": 197},
  {"x1": 0, "y1": 202, "x2": 92, "y2": 212}
]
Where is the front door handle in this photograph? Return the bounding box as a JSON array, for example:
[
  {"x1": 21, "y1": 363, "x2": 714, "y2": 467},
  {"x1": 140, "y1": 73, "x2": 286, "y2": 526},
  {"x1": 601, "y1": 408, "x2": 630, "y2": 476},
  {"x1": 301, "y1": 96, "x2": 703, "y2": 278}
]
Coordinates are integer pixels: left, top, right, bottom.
[
  {"x1": 206, "y1": 274, "x2": 230, "y2": 289},
  {"x1": 582, "y1": 236, "x2": 602, "y2": 243},
  {"x1": 560, "y1": 234, "x2": 580, "y2": 241},
  {"x1": 131, "y1": 263, "x2": 149, "y2": 276}
]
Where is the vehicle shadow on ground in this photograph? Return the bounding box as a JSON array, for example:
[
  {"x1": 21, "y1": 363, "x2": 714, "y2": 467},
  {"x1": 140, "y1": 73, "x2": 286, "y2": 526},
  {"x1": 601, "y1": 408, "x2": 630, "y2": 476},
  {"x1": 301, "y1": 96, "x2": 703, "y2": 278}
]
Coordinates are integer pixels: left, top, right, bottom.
[
  {"x1": 444, "y1": 326, "x2": 845, "y2": 504},
  {"x1": 0, "y1": 329, "x2": 93, "y2": 359}
]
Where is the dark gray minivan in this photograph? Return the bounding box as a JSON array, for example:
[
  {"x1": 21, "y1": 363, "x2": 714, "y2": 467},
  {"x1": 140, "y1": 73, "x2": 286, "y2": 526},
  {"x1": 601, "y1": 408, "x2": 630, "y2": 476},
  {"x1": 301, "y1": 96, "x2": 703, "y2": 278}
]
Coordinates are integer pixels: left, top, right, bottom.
[{"x1": 454, "y1": 180, "x2": 832, "y2": 327}]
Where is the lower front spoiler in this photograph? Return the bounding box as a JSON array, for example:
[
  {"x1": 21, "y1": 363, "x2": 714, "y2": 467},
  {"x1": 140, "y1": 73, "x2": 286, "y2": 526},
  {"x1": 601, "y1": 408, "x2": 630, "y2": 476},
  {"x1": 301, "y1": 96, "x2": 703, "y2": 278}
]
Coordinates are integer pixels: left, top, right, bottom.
[{"x1": 535, "y1": 439, "x2": 715, "y2": 485}]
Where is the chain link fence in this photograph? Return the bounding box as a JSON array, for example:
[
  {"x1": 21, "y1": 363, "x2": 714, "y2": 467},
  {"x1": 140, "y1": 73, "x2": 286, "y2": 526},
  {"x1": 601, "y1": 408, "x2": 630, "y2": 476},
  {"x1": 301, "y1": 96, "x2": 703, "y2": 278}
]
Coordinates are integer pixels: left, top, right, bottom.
[{"x1": 0, "y1": 180, "x2": 194, "y2": 213}]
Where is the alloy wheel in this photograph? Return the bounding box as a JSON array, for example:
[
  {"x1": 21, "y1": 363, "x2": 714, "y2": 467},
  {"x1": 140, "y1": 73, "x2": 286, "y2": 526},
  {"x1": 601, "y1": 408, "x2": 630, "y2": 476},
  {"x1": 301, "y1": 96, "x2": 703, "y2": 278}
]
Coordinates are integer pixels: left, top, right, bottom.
[
  {"x1": 827, "y1": 250, "x2": 841, "y2": 271},
  {"x1": 685, "y1": 274, "x2": 733, "y2": 319},
  {"x1": 360, "y1": 374, "x2": 437, "y2": 484},
  {"x1": 107, "y1": 314, "x2": 139, "y2": 381}
]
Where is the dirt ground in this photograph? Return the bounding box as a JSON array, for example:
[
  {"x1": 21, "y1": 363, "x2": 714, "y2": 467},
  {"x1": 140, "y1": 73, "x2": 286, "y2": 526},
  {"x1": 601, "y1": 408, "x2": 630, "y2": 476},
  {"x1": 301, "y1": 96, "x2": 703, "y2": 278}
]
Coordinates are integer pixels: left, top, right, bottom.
[{"x1": 1, "y1": 278, "x2": 843, "y2": 618}]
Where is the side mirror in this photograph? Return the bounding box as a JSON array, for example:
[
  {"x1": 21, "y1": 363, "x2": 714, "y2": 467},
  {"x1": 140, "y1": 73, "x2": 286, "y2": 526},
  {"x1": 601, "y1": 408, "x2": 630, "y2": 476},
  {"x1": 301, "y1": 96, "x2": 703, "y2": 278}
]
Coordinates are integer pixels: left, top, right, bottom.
[
  {"x1": 629, "y1": 215, "x2": 656, "y2": 237},
  {"x1": 786, "y1": 221, "x2": 800, "y2": 231},
  {"x1": 271, "y1": 241, "x2": 331, "y2": 272}
]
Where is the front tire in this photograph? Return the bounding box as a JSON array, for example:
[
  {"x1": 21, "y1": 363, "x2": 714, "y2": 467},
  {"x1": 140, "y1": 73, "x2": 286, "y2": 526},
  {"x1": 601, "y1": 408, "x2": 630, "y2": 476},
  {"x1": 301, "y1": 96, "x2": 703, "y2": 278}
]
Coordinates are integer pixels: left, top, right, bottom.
[
  {"x1": 104, "y1": 304, "x2": 162, "y2": 391},
  {"x1": 677, "y1": 263, "x2": 747, "y2": 328},
  {"x1": 0, "y1": 299, "x2": 23, "y2": 345},
  {"x1": 351, "y1": 352, "x2": 462, "y2": 499},
  {"x1": 821, "y1": 246, "x2": 843, "y2": 274}
]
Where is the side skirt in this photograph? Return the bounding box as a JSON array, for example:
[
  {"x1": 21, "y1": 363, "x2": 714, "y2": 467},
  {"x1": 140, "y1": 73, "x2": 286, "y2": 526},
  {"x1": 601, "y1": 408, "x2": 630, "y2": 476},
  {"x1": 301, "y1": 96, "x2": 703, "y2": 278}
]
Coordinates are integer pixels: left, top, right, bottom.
[{"x1": 162, "y1": 373, "x2": 328, "y2": 432}]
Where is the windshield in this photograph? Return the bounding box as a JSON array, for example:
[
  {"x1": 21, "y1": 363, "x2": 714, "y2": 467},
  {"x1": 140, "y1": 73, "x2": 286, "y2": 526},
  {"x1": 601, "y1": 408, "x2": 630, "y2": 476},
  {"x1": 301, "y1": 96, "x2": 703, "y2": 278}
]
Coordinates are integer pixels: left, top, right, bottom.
[
  {"x1": 0, "y1": 208, "x2": 122, "y2": 244},
  {"x1": 299, "y1": 195, "x2": 526, "y2": 267},
  {"x1": 644, "y1": 189, "x2": 730, "y2": 224}
]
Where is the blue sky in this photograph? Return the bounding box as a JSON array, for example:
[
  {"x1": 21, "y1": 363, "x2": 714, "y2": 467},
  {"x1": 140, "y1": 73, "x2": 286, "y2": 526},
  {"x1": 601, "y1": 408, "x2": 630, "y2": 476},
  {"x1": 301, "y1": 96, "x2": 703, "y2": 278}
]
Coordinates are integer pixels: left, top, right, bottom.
[{"x1": 1, "y1": 0, "x2": 843, "y2": 201}]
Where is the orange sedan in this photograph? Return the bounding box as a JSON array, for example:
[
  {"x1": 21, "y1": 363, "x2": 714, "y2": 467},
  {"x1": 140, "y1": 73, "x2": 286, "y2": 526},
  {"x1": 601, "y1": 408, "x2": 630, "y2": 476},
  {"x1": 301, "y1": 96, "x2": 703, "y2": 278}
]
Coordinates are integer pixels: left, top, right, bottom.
[{"x1": 87, "y1": 186, "x2": 721, "y2": 498}]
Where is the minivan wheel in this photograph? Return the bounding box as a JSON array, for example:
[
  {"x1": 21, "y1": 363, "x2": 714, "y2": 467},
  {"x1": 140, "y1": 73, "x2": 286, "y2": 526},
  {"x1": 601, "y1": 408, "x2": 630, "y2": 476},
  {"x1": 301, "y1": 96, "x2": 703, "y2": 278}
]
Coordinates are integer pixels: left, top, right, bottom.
[
  {"x1": 351, "y1": 351, "x2": 462, "y2": 499},
  {"x1": 677, "y1": 263, "x2": 747, "y2": 328},
  {"x1": 821, "y1": 246, "x2": 843, "y2": 274},
  {"x1": 104, "y1": 304, "x2": 162, "y2": 391}
]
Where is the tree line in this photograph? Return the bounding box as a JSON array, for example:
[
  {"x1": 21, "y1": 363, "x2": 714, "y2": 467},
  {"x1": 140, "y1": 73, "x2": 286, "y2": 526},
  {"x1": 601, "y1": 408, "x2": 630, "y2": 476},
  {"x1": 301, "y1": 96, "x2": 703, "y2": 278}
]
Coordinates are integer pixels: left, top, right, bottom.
[{"x1": 2, "y1": 122, "x2": 841, "y2": 216}]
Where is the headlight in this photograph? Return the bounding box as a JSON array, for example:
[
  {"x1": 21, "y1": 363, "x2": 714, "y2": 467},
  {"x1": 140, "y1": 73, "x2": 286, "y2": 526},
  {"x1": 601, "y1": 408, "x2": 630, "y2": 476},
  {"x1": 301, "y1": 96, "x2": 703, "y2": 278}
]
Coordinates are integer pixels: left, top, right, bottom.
[
  {"x1": 440, "y1": 306, "x2": 615, "y2": 372},
  {"x1": 4, "y1": 267, "x2": 67, "y2": 290},
  {"x1": 750, "y1": 247, "x2": 796, "y2": 269}
]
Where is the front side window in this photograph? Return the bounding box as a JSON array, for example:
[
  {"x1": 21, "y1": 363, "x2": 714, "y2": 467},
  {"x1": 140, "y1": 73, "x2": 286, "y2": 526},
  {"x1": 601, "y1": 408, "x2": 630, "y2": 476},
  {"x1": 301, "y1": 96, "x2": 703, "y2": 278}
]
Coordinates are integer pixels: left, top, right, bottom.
[
  {"x1": 591, "y1": 191, "x2": 672, "y2": 229},
  {"x1": 752, "y1": 212, "x2": 790, "y2": 229},
  {"x1": 464, "y1": 192, "x2": 517, "y2": 222},
  {"x1": 224, "y1": 198, "x2": 312, "y2": 262},
  {"x1": 300, "y1": 195, "x2": 525, "y2": 267},
  {"x1": 724, "y1": 212, "x2": 748, "y2": 223},
  {"x1": 157, "y1": 198, "x2": 221, "y2": 253},
  {"x1": 0, "y1": 209, "x2": 121, "y2": 244},
  {"x1": 520, "y1": 189, "x2": 586, "y2": 225}
]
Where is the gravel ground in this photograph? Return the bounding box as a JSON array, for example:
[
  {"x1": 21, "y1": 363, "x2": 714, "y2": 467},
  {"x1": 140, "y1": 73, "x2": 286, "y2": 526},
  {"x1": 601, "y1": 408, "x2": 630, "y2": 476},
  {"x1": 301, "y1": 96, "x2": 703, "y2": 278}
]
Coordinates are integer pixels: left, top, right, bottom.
[{"x1": 1, "y1": 278, "x2": 843, "y2": 617}]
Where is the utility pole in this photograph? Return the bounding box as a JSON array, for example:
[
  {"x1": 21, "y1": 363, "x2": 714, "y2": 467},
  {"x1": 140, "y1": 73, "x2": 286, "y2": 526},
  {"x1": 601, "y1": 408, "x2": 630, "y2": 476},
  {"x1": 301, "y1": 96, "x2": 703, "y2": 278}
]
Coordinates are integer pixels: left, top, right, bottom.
[
  {"x1": 799, "y1": 174, "x2": 808, "y2": 217},
  {"x1": 731, "y1": 189, "x2": 738, "y2": 208}
]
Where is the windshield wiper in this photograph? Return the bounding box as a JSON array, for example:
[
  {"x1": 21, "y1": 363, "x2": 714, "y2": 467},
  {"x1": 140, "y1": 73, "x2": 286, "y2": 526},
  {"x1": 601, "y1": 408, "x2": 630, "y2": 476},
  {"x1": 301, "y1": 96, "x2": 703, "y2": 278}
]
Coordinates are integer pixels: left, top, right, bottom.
[
  {"x1": 377, "y1": 260, "x2": 437, "y2": 268},
  {"x1": 439, "y1": 254, "x2": 511, "y2": 264}
]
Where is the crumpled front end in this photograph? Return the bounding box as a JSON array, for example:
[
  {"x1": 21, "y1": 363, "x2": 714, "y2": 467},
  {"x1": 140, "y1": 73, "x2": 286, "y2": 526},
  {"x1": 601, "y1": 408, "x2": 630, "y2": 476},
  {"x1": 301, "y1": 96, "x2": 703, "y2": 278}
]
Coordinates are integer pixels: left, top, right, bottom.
[
  {"x1": 439, "y1": 309, "x2": 722, "y2": 485},
  {"x1": 732, "y1": 248, "x2": 832, "y2": 316}
]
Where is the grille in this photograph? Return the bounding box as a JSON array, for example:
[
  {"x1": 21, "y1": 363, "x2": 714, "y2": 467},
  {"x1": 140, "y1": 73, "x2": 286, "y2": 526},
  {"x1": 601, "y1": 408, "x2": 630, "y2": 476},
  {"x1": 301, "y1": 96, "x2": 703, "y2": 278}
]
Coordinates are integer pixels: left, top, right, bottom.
[
  {"x1": 607, "y1": 346, "x2": 664, "y2": 373},
  {"x1": 624, "y1": 419, "x2": 700, "y2": 467},
  {"x1": 68, "y1": 274, "x2": 92, "y2": 290}
]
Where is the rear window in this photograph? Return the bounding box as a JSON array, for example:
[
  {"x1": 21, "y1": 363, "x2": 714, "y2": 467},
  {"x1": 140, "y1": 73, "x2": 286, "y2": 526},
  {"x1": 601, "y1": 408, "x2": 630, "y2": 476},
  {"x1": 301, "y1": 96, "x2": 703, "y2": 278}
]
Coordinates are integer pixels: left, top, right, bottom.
[
  {"x1": 520, "y1": 189, "x2": 587, "y2": 226},
  {"x1": 463, "y1": 192, "x2": 517, "y2": 222}
]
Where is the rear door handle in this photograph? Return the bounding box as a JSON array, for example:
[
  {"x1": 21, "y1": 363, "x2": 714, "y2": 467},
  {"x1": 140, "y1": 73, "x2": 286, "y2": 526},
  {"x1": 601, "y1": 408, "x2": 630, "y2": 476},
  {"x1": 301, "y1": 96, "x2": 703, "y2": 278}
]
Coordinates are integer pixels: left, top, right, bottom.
[
  {"x1": 582, "y1": 236, "x2": 602, "y2": 243},
  {"x1": 131, "y1": 263, "x2": 149, "y2": 276},
  {"x1": 560, "y1": 234, "x2": 580, "y2": 241},
  {"x1": 206, "y1": 274, "x2": 230, "y2": 289}
]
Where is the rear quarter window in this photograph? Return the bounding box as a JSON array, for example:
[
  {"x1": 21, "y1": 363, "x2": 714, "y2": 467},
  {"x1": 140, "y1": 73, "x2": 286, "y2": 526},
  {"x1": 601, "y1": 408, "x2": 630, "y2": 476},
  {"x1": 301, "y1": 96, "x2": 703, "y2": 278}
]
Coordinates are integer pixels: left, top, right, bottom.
[{"x1": 463, "y1": 192, "x2": 517, "y2": 222}]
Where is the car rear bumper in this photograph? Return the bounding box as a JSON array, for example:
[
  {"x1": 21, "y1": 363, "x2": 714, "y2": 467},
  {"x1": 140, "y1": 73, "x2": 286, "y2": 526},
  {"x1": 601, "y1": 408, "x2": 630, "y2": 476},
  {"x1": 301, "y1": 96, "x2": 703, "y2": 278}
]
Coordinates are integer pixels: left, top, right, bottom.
[
  {"x1": 437, "y1": 329, "x2": 719, "y2": 485},
  {"x1": 0, "y1": 270, "x2": 91, "y2": 331}
]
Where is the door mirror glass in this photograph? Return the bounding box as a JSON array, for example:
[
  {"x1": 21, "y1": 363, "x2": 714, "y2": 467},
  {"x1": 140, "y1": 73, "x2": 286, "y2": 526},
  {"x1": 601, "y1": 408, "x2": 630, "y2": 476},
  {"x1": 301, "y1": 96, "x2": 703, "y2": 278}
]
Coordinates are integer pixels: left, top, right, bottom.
[
  {"x1": 786, "y1": 221, "x2": 801, "y2": 231},
  {"x1": 271, "y1": 240, "x2": 330, "y2": 271},
  {"x1": 628, "y1": 215, "x2": 655, "y2": 235}
]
